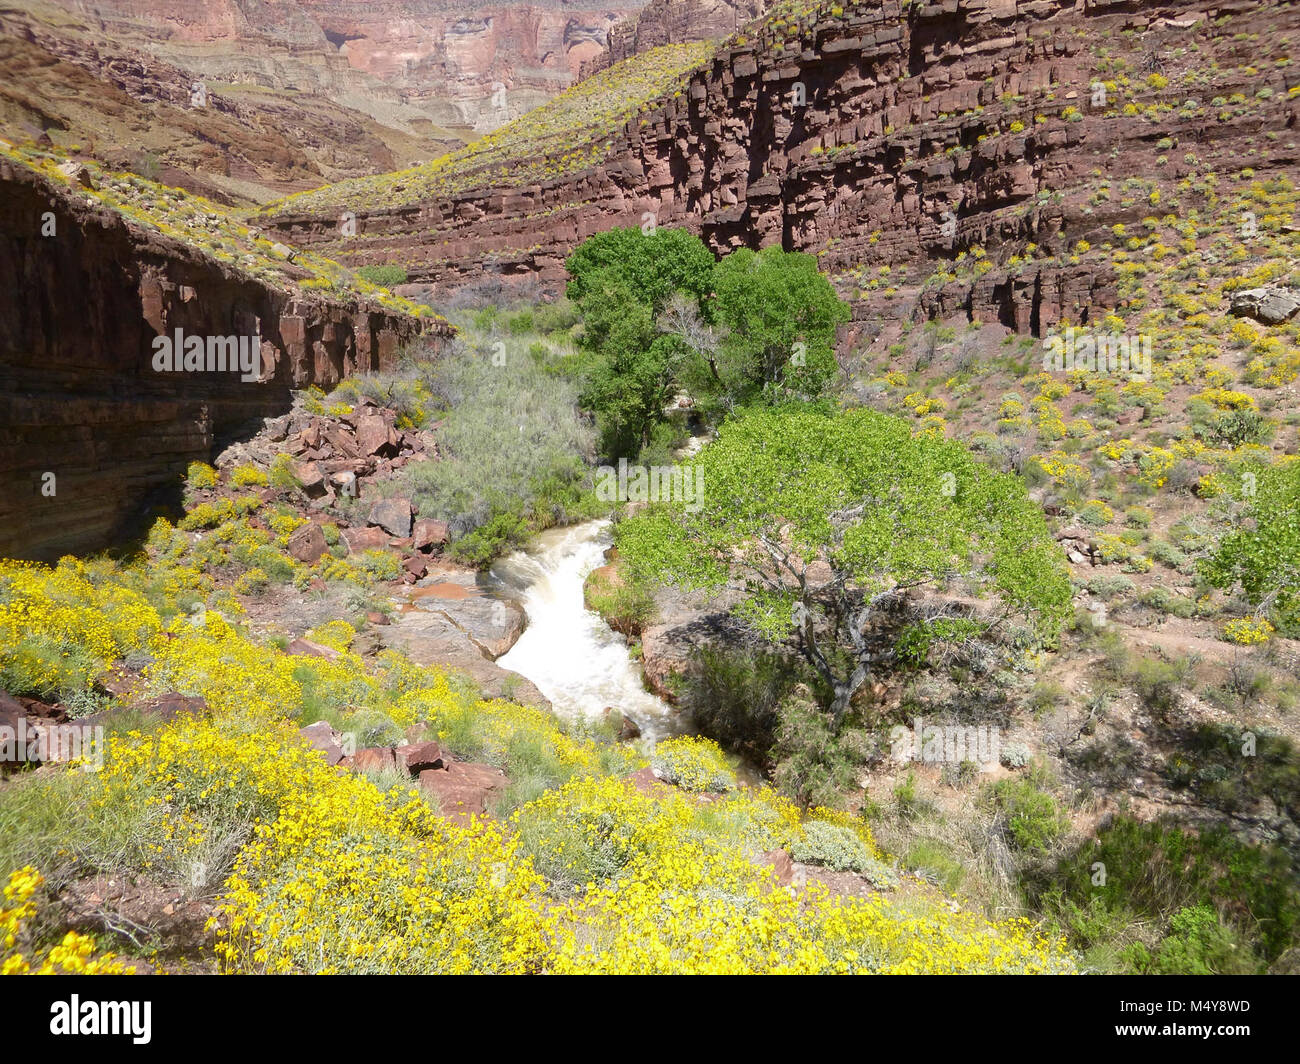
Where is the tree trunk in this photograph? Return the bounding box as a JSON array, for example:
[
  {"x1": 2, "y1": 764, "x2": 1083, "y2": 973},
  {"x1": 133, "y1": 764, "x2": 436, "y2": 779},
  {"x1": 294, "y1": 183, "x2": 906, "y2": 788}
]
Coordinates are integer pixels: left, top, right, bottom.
[{"x1": 829, "y1": 662, "x2": 872, "y2": 723}]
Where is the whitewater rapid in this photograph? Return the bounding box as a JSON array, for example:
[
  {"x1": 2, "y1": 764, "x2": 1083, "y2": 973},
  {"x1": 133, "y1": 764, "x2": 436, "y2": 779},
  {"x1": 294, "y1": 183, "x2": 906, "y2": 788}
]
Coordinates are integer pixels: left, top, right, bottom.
[{"x1": 490, "y1": 520, "x2": 687, "y2": 744}]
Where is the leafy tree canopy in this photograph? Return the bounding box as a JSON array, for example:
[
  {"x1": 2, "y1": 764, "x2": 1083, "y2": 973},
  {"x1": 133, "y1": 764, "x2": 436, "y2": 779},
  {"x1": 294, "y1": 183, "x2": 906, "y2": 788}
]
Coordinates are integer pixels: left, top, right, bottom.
[
  {"x1": 615, "y1": 405, "x2": 1073, "y2": 715},
  {"x1": 1202, "y1": 460, "x2": 1300, "y2": 633},
  {"x1": 708, "y1": 246, "x2": 850, "y2": 405},
  {"x1": 564, "y1": 228, "x2": 850, "y2": 458},
  {"x1": 565, "y1": 226, "x2": 716, "y2": 311}
]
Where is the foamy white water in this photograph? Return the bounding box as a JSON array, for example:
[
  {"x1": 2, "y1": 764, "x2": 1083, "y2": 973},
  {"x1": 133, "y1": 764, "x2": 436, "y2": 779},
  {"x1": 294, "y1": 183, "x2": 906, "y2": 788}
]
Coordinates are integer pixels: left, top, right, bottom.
[{"x1": 491, "y1": 520, "x2": 687, "y2": 743}]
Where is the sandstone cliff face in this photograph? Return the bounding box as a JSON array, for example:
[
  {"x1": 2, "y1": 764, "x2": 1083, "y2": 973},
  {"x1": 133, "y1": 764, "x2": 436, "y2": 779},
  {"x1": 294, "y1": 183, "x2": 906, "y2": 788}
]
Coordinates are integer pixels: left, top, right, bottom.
[
  {"x1": 265, "y1": 0, "x2": 1299, "y2": 335},
  {"x1": 579, "y1": 0, "x2": 769, "y2": 79},
  {"x1": 46, "y1": 0, "x2": 646, "y2": 129},
  {"x1": 0, "y1": 161, "x2": 442, "y2": 561}
]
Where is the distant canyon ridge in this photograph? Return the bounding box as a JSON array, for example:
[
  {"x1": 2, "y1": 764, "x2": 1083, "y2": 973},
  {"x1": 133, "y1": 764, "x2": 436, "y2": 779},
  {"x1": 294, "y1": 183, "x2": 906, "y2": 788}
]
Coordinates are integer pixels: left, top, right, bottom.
[{"x1": 45, "y1": 0, "x2": 650, "y2": 131}]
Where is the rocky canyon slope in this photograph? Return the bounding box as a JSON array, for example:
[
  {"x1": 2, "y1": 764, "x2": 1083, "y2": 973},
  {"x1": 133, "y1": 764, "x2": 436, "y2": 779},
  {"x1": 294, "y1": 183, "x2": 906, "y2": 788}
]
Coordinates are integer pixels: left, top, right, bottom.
[{"x1": 262, "y1": 0, "x2": 1299, "y2": 337}]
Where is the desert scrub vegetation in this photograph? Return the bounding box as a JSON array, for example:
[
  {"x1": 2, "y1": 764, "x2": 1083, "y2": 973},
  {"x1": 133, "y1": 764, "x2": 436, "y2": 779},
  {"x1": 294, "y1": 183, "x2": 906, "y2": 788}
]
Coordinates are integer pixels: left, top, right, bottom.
[
  {"x1": 265, "y1": 42, "x2": 717, "y2": 215},
  {"x1": 347, "y1": 322, "x2": 601, "y2": 566},
  {"x1": 1028, "y1": 816, "x2": 1300, "y2": 973},
  {"x1": 0, "y1": 557, "x2": 1077, "y2": 974}
]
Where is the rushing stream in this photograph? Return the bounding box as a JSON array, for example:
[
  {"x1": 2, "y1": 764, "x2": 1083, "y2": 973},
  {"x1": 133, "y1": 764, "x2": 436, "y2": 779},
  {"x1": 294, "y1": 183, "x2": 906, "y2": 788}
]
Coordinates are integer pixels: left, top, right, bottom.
[{"x1": 490, "y1": 520, "x2": 690, "y2": 744}]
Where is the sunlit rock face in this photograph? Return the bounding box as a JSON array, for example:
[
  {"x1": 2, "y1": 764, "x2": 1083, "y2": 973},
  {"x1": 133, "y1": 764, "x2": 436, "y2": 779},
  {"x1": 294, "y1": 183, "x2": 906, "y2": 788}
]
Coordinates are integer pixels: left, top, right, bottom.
[{"x1": 47, "y1": 0, "x2": 646, "y2": 127}]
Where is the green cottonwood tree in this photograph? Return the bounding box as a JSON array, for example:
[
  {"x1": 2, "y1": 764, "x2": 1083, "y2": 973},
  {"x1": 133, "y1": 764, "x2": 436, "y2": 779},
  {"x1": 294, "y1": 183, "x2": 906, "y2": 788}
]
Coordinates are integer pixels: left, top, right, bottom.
[
  {"x1": 707, "y1": 246, "x2": 849, "y2": 407},
  {"x1": 1202, "y1": 461, "x2": 1300, "y2": 633},
  {"x1": 566, "y1": 227, "x2": 716, "y2": 457},
  {"x1": 615, "y1": 406, "x2": 1073, "y2": 717},
  {"x1": 566, "y1": 226, "x2": 716, "y2": 309}
]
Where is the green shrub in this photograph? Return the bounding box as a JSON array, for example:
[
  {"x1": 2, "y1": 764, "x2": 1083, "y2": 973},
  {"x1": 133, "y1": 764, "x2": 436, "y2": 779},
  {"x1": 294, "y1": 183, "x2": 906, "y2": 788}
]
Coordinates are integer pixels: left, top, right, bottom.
[
  {"x1": 583, "y1": 565, "x2": 656, "y2": 636},
  {"x1": 395, "y1": 334, "x2": 598, "y2": 565},
  {"x1": 679, "y1": 646, "x2": 794, "y2": 764},
  {"x1": 989, "y1": 778, "x2": 1068, "y2": 854},
  {"x1": 789, "y1": 821, "x2": 899, "y2": 887},
  {"x1": 355, "y1": 265, "x2": 409, "y2": 287},
  {"x1": 1085, "y1": 573, "x2": 1135, "y2": 600},
  {"x1": 356, "y1": 550, "x2": 401, "y2": 581},
  {"x1": 269, "y1": 454, "x2": 300, "y2": 491},
  {"x1": 1033, "y1": 816, "x2": 1300, "y2": 968},
  {"x1": 771, "y1": 689, "x2": 867, "y2": 809},
  {"x1": 1138, "y1": 904, "x2": 1259, "y2": 974}
]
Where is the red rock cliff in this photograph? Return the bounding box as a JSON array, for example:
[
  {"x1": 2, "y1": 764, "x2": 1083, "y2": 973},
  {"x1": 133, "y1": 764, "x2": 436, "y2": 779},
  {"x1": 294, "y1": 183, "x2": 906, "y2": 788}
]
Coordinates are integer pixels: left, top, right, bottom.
[
  {"x1": 265, "y1": 0, "x2": 1299, "y2": 334},
  {"x1": 0, "y1": 159, "x2": 442, "y2": 560}
]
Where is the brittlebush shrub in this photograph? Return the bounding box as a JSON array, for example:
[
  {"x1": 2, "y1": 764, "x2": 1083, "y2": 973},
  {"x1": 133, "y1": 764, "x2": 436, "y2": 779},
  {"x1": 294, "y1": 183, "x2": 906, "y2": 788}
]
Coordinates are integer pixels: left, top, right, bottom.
[
  {"x1": 0, "y1": 561, "x2": 1079, "y2": 975},
  {"x1": 0, "y1": 559, "x2": 160, "y2": 699},
  {"x1": 651, "y1": 736, "x2": 735, "y2": 792}
]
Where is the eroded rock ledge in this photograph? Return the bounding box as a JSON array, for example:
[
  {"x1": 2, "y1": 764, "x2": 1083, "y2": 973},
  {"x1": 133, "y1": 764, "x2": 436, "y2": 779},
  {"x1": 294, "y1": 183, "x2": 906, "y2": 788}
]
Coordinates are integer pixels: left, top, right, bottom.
[
  {"x1": 267, "y1": 0, "x2": 1297, "y2": 334},
  {"x1": 0, "y1": 161, "x2": 447, "y2": 560}
]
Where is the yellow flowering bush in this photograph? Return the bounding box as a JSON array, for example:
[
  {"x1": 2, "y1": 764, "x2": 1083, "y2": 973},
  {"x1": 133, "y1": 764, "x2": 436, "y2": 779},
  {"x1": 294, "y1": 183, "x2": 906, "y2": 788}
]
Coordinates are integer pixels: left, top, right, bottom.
[
  {"x1": 230, "y1": 464, "x2": 269, "y2": 489},
  {"x1": 268, "y1": 512, "x2": 308, "y2": 543},
  {"x1": 1032, "y1": 453, "x2": 1090, "y2": 489},
  {"x1": 1193, "y1": 387, "x2": 1256, "y2": 411},
  {"x1": 214, "y1": 779, "x2": 553, "y2": 974},
  {"x1": 510, "y1": 775, "x2": 695, "y2": 894},
  {"x1": 0, "y1": 558, "x2": 160, "y2": 698},
  {"x1": 186, "y1": 462, "x2": 219, "y2": 491},
  {"x1": 0, "y1": 513, "x2": 1080, "y2": 976},
  {"x1": 651, "y1": 735, "x2": 736, "y2": 792},
  {"x1": 2, "y1": 867, "x2": 134, "y2": 975},
  {"x1": 550, "y1": 843, "x2": 1071, "y2": 974},
  {"x1": 1223, "y1": 617, "x2": 1275, "y2": 645}
]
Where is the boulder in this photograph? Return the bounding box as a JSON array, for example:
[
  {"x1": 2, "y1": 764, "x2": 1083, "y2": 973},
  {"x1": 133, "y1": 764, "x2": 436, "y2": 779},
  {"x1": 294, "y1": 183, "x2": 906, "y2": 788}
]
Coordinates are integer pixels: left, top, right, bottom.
[
  {"x1": 1229, "y1": 286, "x2": 1300, "y2": 325},
  {"x1": 412, "y1": 518, "x2": 450, "y2": 552},
  {"x1": 299, "y1": 721, "x2": 345, "y2": 765},
  {"x1": 57, "y1": 161, "x2": 95, "y2": 188},
  {"x1": 130, "y1": 692, "x2": 208, "y2": 723},
  {"x1": 368, "y1": 497, "x2": 413, "y2": 538},
  {"x1": 355, "y1": 414, "x2": 396, "y2": 457},
  {"x1": 0, "y1": 690, "x2": 27, "y2": 737},
  {"x1": 418, "y1": 761, "x2": 507, "y2": 824},
  {"x1": 293, "y1": 461, "x2": 326, "y2": 496},
  {"x1": 760, "y1": 849, "x2": 795, "y2": 887},
  {"x1": 625, "y1": 765, "x2": 669, "y2": 796},
  {"x1": 350, "y1": 746, "x2": 397, "y2": 773},
  {"x1": 397, "y1": 740, "x2": 446, "y2": 774},
  {"x1": 286, "y1": 522, "x2": 327, "y2": 564},
  {"x1": 341, "y1": 526, "x2": 390, "y2": 552},
  {"x1": 287, "y1": 637, "x2": 342, "y2": 661}
]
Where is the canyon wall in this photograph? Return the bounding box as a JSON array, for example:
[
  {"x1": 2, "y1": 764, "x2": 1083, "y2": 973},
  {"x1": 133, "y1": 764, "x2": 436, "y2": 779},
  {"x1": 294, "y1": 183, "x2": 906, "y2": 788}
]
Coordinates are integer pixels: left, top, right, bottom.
[
  {"x1": 579, "y1": 0, "x2": 769, "y2": 79},
  {"x1": 46, "y1": 0, "x2": 647, "y2": 130},
  {"x1": 0, "y1": 160, "x2": 442, "y2": 560},
  {"x1": 265, "y1": 0, "x2": 1298, "y2": 333}
]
